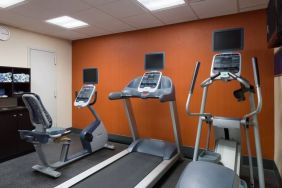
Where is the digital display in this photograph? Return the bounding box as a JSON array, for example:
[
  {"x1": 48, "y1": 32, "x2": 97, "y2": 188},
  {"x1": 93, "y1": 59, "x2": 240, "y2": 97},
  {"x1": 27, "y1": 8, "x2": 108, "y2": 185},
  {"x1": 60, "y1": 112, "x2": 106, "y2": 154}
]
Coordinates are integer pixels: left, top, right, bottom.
[
  {"x1": 213, "y1": 28, "x2": 244, "y2": 52},
  {"x1": 83, "y1": 68, "x2": 98, "y2": 84},
  {"x1": 145, "y1": 53, "x2": 164, "y2": 71},
  {"x1": 140, "y1": 72, "x2": 161, "y2": 88},
  {"x1": 212, "y1": 53, "x2": 241, "y2": 76},
  {"x1": 77, "y1": 87, "x2": 93, "y2": 100}
]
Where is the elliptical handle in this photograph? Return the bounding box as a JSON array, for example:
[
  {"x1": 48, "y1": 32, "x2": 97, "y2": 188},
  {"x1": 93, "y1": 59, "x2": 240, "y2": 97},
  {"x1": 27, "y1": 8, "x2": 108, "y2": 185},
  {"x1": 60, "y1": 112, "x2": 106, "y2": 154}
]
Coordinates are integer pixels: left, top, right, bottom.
[
  {"x1": 89, "y1": 91, "x2": 97, "y2": 106},
  {"x1": 244, "y1": 57, "x2": 263, "y2": 119},
  {"x1": 189, "y1": 62, "x2": 201, "y2": 94},
  {"x1": 252, "y1": 57, "x2": 260, "y2": 87},
  {"x1": 186, "y1": 61, "x2": 211, "y2": 117}
]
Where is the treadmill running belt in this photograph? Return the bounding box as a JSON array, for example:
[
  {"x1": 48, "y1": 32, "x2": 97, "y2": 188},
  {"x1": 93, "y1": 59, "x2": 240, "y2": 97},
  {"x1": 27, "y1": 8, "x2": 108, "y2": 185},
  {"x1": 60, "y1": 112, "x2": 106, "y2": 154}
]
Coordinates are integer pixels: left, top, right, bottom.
[{"x1": 73, "y1": 152, "x2": 163, "y2": 188}]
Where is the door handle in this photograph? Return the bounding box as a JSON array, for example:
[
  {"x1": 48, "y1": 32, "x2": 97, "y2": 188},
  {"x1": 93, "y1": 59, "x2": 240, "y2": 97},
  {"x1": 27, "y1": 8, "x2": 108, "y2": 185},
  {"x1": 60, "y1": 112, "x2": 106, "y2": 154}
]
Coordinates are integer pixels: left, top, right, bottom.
[{"x1": 54, "y1": 89, "x2": 57, "y2": 98}]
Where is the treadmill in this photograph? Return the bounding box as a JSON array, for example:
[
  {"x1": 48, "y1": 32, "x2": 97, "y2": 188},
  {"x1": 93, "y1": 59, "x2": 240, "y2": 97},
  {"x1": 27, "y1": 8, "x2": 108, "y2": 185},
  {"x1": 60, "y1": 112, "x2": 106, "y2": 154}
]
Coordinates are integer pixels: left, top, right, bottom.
[{"x1": 55, "y1": 52, "x2": 182, "y2": 188}]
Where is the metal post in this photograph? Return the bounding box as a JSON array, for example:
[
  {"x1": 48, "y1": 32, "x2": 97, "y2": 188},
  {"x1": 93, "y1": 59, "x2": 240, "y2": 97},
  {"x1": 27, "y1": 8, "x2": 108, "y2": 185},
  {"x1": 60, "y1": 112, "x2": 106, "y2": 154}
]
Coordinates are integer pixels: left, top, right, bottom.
[
  {"x1": 123, "y1": 99, "x2": 139, "y2": 141},
  {"x1": 249, "y1": 92, "x2": 265, "y2": 188},
  {"x1": 193, "y1": 86, "x2": 209, "y2": 161},
  {"x1": 60, "y1": 143, "x2": 70, "y2": 162},
  {"x1": 245, "y1": 126, "x2": 255, "y2": 187},
  {"x1": 205, "y1": 123, "x2": 211, "y2": 150},
  {"x1": 169, "y1": 101, "x2": 182, "y2": 154},
  {"x1": 34, "y1": 144, "x2": 49, "y2": 167}
]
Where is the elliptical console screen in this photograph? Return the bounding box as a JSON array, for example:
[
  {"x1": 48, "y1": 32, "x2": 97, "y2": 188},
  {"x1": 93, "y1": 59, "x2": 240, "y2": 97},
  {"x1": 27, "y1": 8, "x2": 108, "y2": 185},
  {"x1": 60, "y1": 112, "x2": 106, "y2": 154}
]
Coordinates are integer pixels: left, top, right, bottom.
[
  {"x1": 145, "y1": 53, "x2": 164, "y2": 71},
  {"x1": 74, "y1": 85, "x2": 95, "y2": 107},
  {"x1": 138, "y1": 71, "x2": 162, "y2": 93},
  {"x1": 211, "y1": 53, "x2": 241, "y2": 79}
]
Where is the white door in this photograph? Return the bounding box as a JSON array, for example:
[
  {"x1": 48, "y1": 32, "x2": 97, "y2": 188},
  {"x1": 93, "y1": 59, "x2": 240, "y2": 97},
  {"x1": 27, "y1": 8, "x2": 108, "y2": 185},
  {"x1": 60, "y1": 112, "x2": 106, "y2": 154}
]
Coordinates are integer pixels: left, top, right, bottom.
[{"x1": 30, "y1": 49, "x2": 57, "y2": 127}]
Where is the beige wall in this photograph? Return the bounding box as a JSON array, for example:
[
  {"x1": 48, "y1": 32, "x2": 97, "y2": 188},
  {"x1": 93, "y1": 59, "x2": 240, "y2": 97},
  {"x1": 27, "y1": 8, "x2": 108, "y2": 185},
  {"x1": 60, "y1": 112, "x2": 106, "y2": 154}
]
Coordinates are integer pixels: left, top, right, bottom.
[
  {"x1": 274, "y1": 47, "x2": 282, "y2": 176},
  {"x1": 0, "y1": 25, "x2": 72, "y2": 128}
]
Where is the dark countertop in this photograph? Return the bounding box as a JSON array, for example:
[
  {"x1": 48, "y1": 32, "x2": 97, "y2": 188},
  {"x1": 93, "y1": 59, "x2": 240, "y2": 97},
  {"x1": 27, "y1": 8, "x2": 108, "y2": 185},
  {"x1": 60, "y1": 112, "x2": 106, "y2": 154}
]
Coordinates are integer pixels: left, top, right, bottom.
[{"x1": 0, "y1": 106, "x2": 27, "y2": 112}]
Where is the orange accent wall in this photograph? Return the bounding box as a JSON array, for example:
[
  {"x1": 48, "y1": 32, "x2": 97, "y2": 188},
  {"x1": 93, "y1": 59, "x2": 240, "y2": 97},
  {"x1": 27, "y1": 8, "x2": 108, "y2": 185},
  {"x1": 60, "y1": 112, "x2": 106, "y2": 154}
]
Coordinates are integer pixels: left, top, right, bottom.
[{"x1": 72, "y1": 10, "x2": 274, "y2": 160}]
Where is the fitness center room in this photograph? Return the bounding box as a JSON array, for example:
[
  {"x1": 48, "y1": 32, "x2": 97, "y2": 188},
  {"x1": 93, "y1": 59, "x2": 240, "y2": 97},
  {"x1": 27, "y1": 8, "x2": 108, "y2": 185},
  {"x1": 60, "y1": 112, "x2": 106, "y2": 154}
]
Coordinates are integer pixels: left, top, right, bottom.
[{"x1": 0, "y1": 0, "x2": 281, "y2": 188}]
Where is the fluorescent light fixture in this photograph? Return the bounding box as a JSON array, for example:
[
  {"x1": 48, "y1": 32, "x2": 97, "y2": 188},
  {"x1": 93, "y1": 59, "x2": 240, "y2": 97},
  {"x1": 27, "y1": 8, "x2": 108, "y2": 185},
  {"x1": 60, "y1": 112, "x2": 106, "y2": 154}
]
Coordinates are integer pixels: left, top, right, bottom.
[
  {"x1": 137, "y1": 0, "x2": 186, "y2": 11},
  {"x1": 0, "y1": 0, "x2": 26, "y2": 8},
  {"x1": 46, "y1": 16, "x2": 88, "y2": 29}
]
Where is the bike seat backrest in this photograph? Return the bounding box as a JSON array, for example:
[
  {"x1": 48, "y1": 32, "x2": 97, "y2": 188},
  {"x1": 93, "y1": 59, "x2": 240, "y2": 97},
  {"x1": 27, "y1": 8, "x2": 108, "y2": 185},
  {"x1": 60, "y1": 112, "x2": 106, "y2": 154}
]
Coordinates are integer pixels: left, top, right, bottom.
[{"x1": 22, "y1": 93, "x2": 53, "y2": 132}]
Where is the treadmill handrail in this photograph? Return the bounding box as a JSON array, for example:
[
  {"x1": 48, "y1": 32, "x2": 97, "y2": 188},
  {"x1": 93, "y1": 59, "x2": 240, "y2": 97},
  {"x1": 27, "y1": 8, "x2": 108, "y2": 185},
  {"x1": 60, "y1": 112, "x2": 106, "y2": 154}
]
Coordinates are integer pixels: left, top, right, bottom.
[
  {"x1": 108, "y1": 92, "x2": 124, "y2": 100},
  {"x1": 108, "y1": 76, "x2": 175, "y2": 102}
]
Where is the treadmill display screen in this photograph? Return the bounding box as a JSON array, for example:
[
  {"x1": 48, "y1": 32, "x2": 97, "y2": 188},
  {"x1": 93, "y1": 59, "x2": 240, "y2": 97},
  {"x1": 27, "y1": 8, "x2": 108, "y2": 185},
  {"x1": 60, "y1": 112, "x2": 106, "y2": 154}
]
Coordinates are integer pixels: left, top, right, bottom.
[
  {"x1": 139, "y1": 72, "x2": 161, "y2": 89},
  {"x1": 83, "y1": 68, "x2": 98, "y2": 84},
  {"x1": 145, "y1": 53, "x2": 164, "y2": 71}
]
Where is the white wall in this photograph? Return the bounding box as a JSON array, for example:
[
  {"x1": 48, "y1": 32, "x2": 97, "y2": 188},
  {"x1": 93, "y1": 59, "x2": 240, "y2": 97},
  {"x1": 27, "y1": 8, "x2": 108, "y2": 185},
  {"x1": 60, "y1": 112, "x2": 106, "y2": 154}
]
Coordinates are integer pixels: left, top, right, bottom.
[
  {"x1": 274, "y1": 47, "x2": 282, "y2": 177},
  {"x1": 0, "y1": 25, "x2": 72, "y2": 128}
]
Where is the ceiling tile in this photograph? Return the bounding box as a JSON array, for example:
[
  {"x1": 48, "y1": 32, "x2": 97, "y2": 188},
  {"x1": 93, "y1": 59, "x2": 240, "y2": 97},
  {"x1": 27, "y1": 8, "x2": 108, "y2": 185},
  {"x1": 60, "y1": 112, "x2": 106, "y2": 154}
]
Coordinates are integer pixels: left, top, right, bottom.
[
  {"x1": 95, "y1": 18, "x2": 135, "y2": 33},
  {"x1": 73, "y1": 8, "x2": 115, "y2": 25},
  {"x1": 82, "y1": 0, "x2": 119, "y2": 6},
  {"x1": 75, "y1": 25, "x2": 108, "y2": 36},
  {"x1": 239, "y1": 3, "x2": 268, "y2": 13},
  {"x1": 74, "y1": 7, "x2": 135, "y2": 32},
  {"x1": 97, "y1": 0, "x2": 147, "y2": 18},
  {"x1": 9, "y1": 2, "x2": 60, "y2": 20},
  {"x1": 122, "y1": 14, "x2": 163, "y2": 29},
  {"x1": 54, "y1": 30, "x2": 90, "y2": 40},
  {"x1": 190, "y1": 0, "x2": 238, "y2": 19},
  {"x1": 239, "y1": 0, "x2": 269, "y2": 9},
  {"x1": 30, "y1": 0, "x2": 91, "y2": 15},
  {"x1": 153, "y1": 5, "x2": 197, "y2": 24},
  {"x1": 0, "y1": 10, "x2": 39, "y2": 28}
]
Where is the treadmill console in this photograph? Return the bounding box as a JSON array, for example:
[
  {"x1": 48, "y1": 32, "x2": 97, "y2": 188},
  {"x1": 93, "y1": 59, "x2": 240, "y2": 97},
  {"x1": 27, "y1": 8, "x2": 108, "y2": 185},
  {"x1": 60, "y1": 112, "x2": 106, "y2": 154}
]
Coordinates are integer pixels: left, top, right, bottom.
[
  {"x1": 138, "y1": 71, "x2": 162, "y2": 93},
  {"x1": 211, "y1": 53, "x2": 241, "y2": 80},
  {"x1": 74, "y1": 85, "x2": 95, "y2": 107}
]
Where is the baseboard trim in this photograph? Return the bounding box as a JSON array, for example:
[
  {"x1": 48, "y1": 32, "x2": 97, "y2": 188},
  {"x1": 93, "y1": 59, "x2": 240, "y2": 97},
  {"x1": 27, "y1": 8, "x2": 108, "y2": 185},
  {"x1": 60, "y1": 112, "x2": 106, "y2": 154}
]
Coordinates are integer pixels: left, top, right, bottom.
[
  {"x1": 242, "y1": 156, "x2": 274, "y2": 170},
  {"x1": 109, "y1": 134, "x2": 133, "y2": 145},
  {"x1": 69, "y1": 129, "x2": 133, "y2": 144},
  {"x1": 70, "y1": 128, "x2": 276, "y2": 171}
]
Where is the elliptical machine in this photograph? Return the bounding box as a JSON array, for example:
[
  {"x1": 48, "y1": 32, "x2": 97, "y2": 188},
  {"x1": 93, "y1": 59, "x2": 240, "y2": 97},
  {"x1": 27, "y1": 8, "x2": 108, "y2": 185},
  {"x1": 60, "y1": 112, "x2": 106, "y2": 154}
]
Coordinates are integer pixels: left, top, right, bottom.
[
  {"x1": 18, "y1": 68, "x2": 114, "y2": 178},
  {"x1": 176, "y1": 53, "x2": 265, "y2": 188}
]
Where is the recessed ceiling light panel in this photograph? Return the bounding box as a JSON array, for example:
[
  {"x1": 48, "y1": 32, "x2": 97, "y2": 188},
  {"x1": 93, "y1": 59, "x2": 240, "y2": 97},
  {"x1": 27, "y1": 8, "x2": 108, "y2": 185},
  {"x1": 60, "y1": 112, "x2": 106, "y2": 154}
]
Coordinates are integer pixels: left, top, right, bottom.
[
  {"x1": 0, "y1": 0, "x2": 26, "y2": 8},
  {"x1": 46, "y1": 16, "x2": 88, "y2": 29},
  {"x1": 137, "y1": 0, "x2": 186, "y2": 11}
]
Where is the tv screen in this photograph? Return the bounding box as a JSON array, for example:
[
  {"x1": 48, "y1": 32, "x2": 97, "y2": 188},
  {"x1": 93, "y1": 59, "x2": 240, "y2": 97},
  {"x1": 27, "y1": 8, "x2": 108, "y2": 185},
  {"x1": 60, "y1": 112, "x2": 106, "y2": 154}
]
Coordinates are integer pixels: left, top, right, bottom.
[
  {"x1": 145, "y1": 53, "x2": 164, "y2": 71},
  {"x1": 83, "y1": 68, "x2": 98, "y2": 84},
  {"x1": 213, "y1": 28, "x2": 244, "y2": 52}
]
